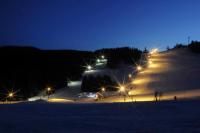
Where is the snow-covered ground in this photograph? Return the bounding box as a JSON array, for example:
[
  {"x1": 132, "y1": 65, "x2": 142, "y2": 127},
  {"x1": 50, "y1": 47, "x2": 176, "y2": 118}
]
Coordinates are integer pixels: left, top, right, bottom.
[
  {"x1": 128, "y1": 48, "x2": 200, "y2": 100},
  {"x1": 29, "y1": 61, "x2": 135, "y2": 101},
  {"x1": 0, "y1": 100, "x2": 200, "y2": 133},
  {"x1": 2, "y1": 48, "x2": 200, "y2": 133},
  {"x1": 30, "y1": 48, "x2": 200, "y2": 102}
]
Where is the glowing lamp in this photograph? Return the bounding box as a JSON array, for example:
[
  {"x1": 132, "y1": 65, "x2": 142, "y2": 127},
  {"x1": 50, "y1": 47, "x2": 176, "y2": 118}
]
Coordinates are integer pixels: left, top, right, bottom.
[
  {"x1": 120, "y1": 86, "x2": 125, "y2": 92},
  {"x1": 47, "y1": 87, "x2": 51, "y2": 91},
  {"x1": 101, "y1": 87, "x2": 105, "y2": 92},
  {"x1": 137, "y1": 66, "x2": 142, "y2": 71},
  {"x1": 87, "y1": 65, "x2": 92, "y2": 70},
  {"x1": 97, "y1": 59, "x2": 100, "y2": 63},
  {"x1": 8, "y1": 92, "x2": 13, "y2": 98}
]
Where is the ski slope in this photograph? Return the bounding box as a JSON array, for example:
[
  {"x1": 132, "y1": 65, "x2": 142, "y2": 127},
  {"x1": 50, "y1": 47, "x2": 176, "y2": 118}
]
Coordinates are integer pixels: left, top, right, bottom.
[
  {"x1": 129, "y1": 48, "x2": 200, "y2": 100},
  {"x1": 29, "y1": 48, "x2": 200, "y2": 102},
  {"x1": 29, "y1": 59, "x2": 134, "y2": 101},
  {"x1": 99, "y1": 48, "x2": 200, "y2": 102}
]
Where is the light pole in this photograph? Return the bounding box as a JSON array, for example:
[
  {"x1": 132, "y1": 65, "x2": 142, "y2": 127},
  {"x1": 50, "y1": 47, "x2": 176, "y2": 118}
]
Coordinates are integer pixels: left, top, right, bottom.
[
  {"x1": 137, "y1": 66, "x2": 142, "y2": 71},
  {"x1": 101, "y1": 87, "x2": 105, "y2": 92},
  {"x1": 47, "y1": 87, "x2": 51, "y2": 100},
  {"x1": 128, "y1": 74, "x2": 132, "y2": 79},
  {"x1": 120, "y1": 86, "x2": 125, "y2": 102},
  {"x1": 7, "y1": 92, "x2": 14, "y2": 103}
]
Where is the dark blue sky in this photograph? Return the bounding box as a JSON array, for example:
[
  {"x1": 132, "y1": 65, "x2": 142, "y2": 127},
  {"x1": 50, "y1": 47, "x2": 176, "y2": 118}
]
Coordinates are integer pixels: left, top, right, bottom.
[{"x1": 0, "y1": 0, "x2": 200, "y2": 51}]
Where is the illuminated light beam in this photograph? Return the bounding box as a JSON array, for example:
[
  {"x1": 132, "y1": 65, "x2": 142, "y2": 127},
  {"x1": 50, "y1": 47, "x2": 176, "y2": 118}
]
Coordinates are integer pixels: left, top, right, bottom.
[
  {"x1": 68, "y1": 81, "x2": 81, "y2": 87},
  {"x1": 148, "y1": 60, "x2": 153, "y2": 65},
  {"x1": 148, "y1": 63, "x2": 160, "y2": 68},
  {"x1": 132, "y1": 77, "x2": 159, "y2": 85},
  {"x1": 148, "y1": 60, "x2": 154, "y2": 68},
  {"x1": 48, "y1": 98, "x2": 73, "y2": 103},
  {"x1": 132, "y1": 78, "x2": 149, "y2": 85},
  {"x1": 130, "y1": 87, "x2": 153, "y2": 95}
]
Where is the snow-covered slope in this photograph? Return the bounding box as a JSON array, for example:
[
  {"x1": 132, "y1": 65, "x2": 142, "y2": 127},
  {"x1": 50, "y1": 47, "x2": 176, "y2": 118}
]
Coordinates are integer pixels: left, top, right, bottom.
[
  {"x1": 131, "y1": 48, "x2": 200, "y2": 100},
  {"x1": 51, "y1": 81, "x2": 82, "y2": 99},
  {"x1": 30, "y1": 48, "x2": 200, "y2": 102},
  {"x1": 29, "y1": 59, "x2": 134, "y2": 101}
]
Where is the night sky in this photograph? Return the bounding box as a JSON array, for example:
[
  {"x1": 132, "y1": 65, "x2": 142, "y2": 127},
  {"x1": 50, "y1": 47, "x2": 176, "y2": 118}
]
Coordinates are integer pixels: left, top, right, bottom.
[{"x1": 0, "y1": 0, "x2": 200, "y2": 51}]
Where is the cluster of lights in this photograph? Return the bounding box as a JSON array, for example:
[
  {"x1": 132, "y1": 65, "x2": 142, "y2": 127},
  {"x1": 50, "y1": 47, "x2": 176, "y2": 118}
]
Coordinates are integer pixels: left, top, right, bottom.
[
  {"x1": 28, "y1": 50, "x2": 159, "y2": 103},
  {"x1": 150, "y1": 48, "x2": 158, "y2": 54},
  {"x1": 96, "y1": 55, "x2": 106, "y2": 63},
  {"x1": 148, "y1": 48, "x2": 158, "y2": 66},
  {"x1": 136, "y1": 48, "x2": 158, "y2": 72},
  {"x1": 86, "y1": 55, "x2": 106, "y2": 72}
]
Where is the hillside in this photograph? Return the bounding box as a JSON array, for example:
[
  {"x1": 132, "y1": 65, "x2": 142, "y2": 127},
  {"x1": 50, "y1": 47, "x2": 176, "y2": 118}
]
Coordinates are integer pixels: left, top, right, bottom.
[
  {"x1": 37, "y1": 47, "x2": 200, "y2": 102},
  {"x1": 103, "y1": 48, "x2": 200, "y2": 102},
  {"x1": 131, "y1": 48, "x2": 200, "y2": 99},
  {"x1": 0, "y1": 46, "x2": 142, "y2": 100},
  {"x1": 0, "y1": 46, "x2": 93, "y2": 99}
]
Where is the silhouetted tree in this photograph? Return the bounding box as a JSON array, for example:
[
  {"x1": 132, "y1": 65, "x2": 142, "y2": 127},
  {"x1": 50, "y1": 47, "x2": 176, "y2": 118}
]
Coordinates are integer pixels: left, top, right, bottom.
[
  {"x1": 173, "y1": 43, "x2": 186, "y2": 49},
  {"x1": 188, "y1": 41, "x2": 200, "y2": 53},
  {"x1": 166, "y1": 46, "x2": 170, "y2": 50},
  {"x1": 0, "y1": 46, "x2": 94, "y2": 100},
  {"x1": 95, "y1": 47, "x2": 142, "y2": 68},
  {"x1": 143, "y1": 47, "x2": 149, "y2": 53}
]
